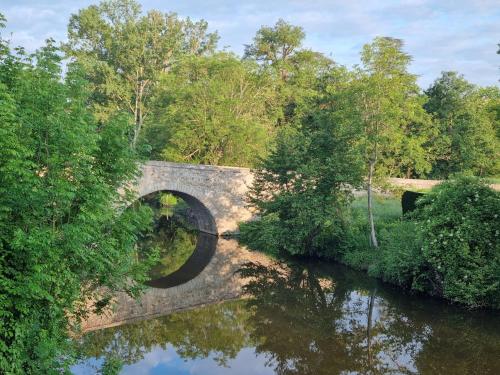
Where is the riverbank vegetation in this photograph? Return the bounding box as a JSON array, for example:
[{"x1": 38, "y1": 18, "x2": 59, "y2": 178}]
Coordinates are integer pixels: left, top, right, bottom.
[
  {"x1": 0, "y1": 25, "x2": 156, "y2": 373},
  {"x1": 0, "y1": 0, "x2": 499, "y2": 372},
  {"x1": 343, "y1": 178, "x2": 499, "y2": 308}
]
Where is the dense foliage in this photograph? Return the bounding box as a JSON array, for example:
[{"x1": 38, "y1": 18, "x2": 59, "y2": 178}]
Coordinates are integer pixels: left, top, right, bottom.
[
  {"x1": 334, "y1": 178, "x2": 500, "y2": 308},
  {"x1": 424, "y1": 72, "x2": 500, "y2": 178},
  {"x1": 65, "y1": 0, "x2": 218, "y2": 146},
  {"x1": 413, "y1": 177, "x2": 500, "y2": 307},
  {"x1": 240, "y1": 102, "x2": 364, "y2": 257},
  {"x1": 64, "y1": 0, "x2": 499, "y2": 178},
  {"x1": 0, "y1": 22, "x2": 153, "y2": 373},
  {"x1": 143, "y1": 53, "x2": 276, "y2": 166}
]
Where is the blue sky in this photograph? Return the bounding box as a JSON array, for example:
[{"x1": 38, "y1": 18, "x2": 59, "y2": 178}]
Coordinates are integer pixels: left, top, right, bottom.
[{"x1": 2, "y1": 0, "x2": 499, "y2": 88}]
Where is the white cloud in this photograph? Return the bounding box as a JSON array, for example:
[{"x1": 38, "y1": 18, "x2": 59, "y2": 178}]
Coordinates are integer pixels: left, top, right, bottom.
[{"x1": 120, "y1": 345, "x2": 175, "y2": 375}]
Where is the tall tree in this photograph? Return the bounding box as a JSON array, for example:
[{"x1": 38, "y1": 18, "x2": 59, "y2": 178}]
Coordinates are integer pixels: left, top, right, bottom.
[
  {"x1": 354, "y1": 37, "x2": 431, "y2": 247},
  {"x1": 0, "y1": 25, "x2": 153, "y2": 373},
  {"x1": 424, "y1": 71, "x2": 500, "y2": 177},
  {"x1": 65, "y1": 0, "x2": 219, "y2": 147},
  {"x1": 143, "y1": 53, "x2": 277, "y2": 166},
  {"x1": 245, "y1": 20, "x2": 334, "y2": 128},
  {"x1": 240, "y1": 68, "x2": 364, "y2": 257}
]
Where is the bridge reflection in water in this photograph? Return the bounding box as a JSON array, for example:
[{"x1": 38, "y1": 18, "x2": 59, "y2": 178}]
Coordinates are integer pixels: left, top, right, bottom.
[
  {"x1": 145, "y1": 231, "x2": 217, "y2": 289},
  {"x1": 81, "y1": 236, "x2": 271, "y2": 332}
]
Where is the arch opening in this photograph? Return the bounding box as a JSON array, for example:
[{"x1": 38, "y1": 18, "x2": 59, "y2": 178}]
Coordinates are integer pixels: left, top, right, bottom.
[
  {"x1": 138, "y1": 190, "x2": 218, "y2": 289},
  {"x1": 138, "y1": 189, "x2": 217, "y2": 235}
]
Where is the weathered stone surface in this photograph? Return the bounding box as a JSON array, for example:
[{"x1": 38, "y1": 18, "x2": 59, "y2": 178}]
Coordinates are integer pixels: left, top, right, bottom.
[
  {"x1": 135, "y1": 161, "x2": 254, "y2": 235},
  {"x1": 80, "y1": 238, "x2": 272, "y2": 332},
  {"x1": 389, "y1": 177, "x2": 500, "y2": 191}
]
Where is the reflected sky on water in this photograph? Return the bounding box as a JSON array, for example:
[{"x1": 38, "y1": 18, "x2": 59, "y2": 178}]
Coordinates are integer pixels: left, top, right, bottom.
[{"x1": 72, "y1": 255, "x2": 500, "y2": 375}]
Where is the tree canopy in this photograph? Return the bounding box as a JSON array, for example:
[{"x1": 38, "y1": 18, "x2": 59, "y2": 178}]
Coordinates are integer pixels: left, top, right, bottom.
[
  {"x1": 143, "y1": 53, "x2": 277, "y2": 166},
  {"x1": 65, "y1": 0, "x2": 219, "y2": 146},
  {"x1": 424, "y1": 71, "x2": 500, "y2": 178}
]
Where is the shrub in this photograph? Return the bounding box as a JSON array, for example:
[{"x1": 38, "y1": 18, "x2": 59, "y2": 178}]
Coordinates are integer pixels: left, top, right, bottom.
[
  {"x1": 372, "y1": 220, "x2": 428, "y2": 289},
  {"x1": 239, "y1": 214, "x2": 282, "y2": 257},
  {"x1": 415, "y1": 177, "x2": 500, "y2": 308}
]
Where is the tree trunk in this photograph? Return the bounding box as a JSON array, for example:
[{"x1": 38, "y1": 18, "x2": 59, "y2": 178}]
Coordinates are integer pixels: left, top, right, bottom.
[
  {"x1": 132, "y1": 109, "x2": 142, "y2": 148},
  {"x1": 366, "y1": 287, "x2": 377, "y2": 370},
  {"x1": 132, "y1": 80, "x2": 146, "y2": 148},
  {"x1": 367, "y1": 160, "x2": 378, "y2": 248}
]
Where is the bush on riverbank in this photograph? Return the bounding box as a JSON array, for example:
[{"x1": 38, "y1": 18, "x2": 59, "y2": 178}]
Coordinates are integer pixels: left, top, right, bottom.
[
  {"x1": 412, "y1": 177, "x2": 500, "y2": 307},
  {"x1": 338, "y1": 177, "x2": 500, "y2": 308}
]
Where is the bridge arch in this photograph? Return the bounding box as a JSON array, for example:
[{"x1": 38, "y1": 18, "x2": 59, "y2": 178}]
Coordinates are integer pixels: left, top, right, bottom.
[{"x1": 135, "y1": 161, "x2": 254, "y2": 235}]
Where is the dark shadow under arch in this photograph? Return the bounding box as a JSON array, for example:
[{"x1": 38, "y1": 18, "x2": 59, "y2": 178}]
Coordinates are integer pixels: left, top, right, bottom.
[
  {"x1": 145, "y1": 231, "x2": 218, "y2": 288},
  {"x1": 171, "y1": 191, "x2": 217, "y2": 235}
]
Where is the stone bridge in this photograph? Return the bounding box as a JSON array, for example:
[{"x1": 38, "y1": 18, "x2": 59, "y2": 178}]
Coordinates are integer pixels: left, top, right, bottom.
[
  {"x1": 135, "y1": 161, "x2": 489, "y2": 236},
  {"x1": 135, "y1": 161, "x2": 254, "y2": 235}
]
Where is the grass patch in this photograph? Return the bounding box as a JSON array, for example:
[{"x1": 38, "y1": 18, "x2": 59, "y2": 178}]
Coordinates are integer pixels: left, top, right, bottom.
[
  {"x1": 339, "y1": 194, "x2": 404, "y2": 272},
  {"x1": 351, "y1": 194, "x2": 401, "y2": 222}
]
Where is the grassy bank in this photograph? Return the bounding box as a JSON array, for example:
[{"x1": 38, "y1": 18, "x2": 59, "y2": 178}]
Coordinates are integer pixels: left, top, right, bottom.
[{"x1": 339, "y1": 194, "x2": 425, "y2": 289}]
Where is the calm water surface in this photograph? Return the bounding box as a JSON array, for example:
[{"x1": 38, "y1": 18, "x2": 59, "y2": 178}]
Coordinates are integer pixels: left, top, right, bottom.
[
  {"x1": 72, "y1": 256, "x2": 500, "y2": 374},
  {"x1": 72, "y1": 205, "x2": 500, "y2": 374}
]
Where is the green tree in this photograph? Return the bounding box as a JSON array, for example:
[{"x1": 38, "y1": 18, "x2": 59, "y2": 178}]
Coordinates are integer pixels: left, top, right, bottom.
[
  {"x1": 65, "y1": 0, "x2": 218, "y2": 147},
  {"x1": 244, "y1": 18, "x2": 305, "y2": 81},
  {"x1": 245, "y1": 20, "x2": 335, "y2": 128},
  {"x1": 353, "y1": 37, "x2": 431, "y2": 247},
  {"x1": 0, "y1": 24, "x2": 153, "y2": 373},
  {"x1": 424, "y1": 71, "x2": 500, "y2": 177},
  {"x1": 240, "y1": 76, "x2": 364, "y2": 256},
  {"x1": 143, "y1": 53, "x2": 276, "y2": 166}
]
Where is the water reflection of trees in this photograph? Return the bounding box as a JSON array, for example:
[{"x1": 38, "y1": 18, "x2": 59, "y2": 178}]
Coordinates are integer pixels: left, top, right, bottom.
[
  {"x1": 240, "y1": 261, "x2": 500, "y2": 375},
  {"x1": 75, "y1": 300, "x2": 255, "y2": 371},
  {"x1": 240, "y1": 262, "x2": 427, "y2": 374},
  {"x1": 138, "y1": 192, "x2": 198, "y2": 279},
  {"x1": 75, "y1": 260, "x2": 500, "y2": 374}
]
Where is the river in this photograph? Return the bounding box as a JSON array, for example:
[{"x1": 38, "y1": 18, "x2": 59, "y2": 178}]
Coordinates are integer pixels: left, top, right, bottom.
[{"x1": 71, "y1": 196, "x2": 500, "y2": 374}]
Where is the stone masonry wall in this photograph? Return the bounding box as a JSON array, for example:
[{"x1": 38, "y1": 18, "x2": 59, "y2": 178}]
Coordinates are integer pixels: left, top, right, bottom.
[{"x1": 135, "y1": 161, "x2": 254, "y2": 235}]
